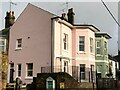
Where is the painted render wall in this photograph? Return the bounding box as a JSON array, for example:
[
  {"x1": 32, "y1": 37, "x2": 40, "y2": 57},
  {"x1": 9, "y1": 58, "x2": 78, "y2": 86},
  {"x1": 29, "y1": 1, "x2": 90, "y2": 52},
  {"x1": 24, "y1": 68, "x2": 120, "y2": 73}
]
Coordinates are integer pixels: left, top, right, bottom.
[
  {"x1": 95, "y1": 36, "x2": 109, "y2": 78},
  {"x1": 53, "y1": 18, "x2": 97, "y2": 81},
  {"x1": 74, "y1": 28, "x2": 96, "y2": 68},
  {"x1": 8, "y1": 3, "x2": 99, "y2": 84},
  {"x1": 72, "y1": 28, "x2": 96, "y2": 82},
  {"x1": 53, "y1": 19, "x2": 72, "y2": 75},
  {"x1": 8, "y1": 4, "x2": 53, "y2": 84},
  {"x1": 95, "y1": 36, "x2": 108, "y2": 60}
]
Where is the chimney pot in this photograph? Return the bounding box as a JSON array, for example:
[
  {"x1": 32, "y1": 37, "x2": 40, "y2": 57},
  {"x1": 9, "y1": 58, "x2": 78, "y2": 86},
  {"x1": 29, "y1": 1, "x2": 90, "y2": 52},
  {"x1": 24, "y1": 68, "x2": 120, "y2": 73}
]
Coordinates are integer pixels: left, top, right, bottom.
[
  {"x1": 5, "y1": 11, "x2": 15, "y2": 28},
  {"x1": 12, "y1": 11, "x2": 14, "y2": 16},
  {"x1": 62, "y1": 13, "x2": 67, "y2": 20}
]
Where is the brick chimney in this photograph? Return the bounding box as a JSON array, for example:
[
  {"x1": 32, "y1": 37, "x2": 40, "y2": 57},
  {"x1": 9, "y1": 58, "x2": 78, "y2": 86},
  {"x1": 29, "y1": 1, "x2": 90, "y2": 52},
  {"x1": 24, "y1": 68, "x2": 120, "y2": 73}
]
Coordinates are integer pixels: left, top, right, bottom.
[
  {"x1": 67, "y1": 8, "x2": 75, "y2": 24},
  {"x1": 5, "y1": 11, "x2": 15, "y2": 28}
]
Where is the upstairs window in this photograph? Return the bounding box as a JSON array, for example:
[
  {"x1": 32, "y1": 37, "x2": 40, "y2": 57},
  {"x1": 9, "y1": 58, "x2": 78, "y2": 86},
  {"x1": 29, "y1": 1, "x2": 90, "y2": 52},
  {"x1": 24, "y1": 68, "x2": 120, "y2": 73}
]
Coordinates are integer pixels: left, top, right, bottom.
[
  {"x1": 104, "y1": 41, "x2": 107, "y2": 55},
  {"x1": 96, "y1": 41, "x2": 101, "y2": 55},
  {"x1": 16, "y1": 39, "x2": 22, "y2": 49},
  {"x1": 90, "y1": 38, "x2": 93, "y2": 53},
  {"x1": 79, "y1": 36, "x2": 85, "y2": 51},
  {"x1": 63, "y1": 33, "x2": 68, "y2": 50}
]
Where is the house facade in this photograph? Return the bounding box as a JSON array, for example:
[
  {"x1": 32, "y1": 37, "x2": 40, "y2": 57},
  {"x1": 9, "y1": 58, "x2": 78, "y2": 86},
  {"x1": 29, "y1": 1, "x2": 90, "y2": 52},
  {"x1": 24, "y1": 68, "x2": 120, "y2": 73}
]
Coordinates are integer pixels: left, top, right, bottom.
[
  {"x1": 108, "y1": 55, "x2": 119, "y2": 79},
  {"x1": 8, "y1": 4, "x2": 54, "y2": 84},
  {"x1": 8, "y1": 3, "x2": 99, "y2": 84},
  {"x1": 95, "y1": 33, "x2": 111, "y2": 78},
  {"x1": 0, "y1": 10, "x2": 15, "y2": 89},
  {"x1": 52, "y1": 18, "x2": 99, "y2": 82}
]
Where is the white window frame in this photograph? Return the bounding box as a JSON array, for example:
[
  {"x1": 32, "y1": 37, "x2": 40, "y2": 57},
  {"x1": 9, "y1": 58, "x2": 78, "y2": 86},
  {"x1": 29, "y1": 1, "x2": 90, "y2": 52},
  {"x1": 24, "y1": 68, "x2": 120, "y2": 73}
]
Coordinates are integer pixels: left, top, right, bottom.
[
  {"x1": 79, "y1": 36, "x2": 85, "y2": 52},
  {"x1": 63, "y1": 33, "x2": 68, "y2": 50},
  {"x1": 96, "y1": 40, "x2": 101, "y2": 55},
  {"x1": 104, "y1": 41, "x2": 107, "y2": 55},
  {"x1": 80, "y1": 64, "x2": 85, "y2": 80},
  {"x1": 90, "y1": 38, "x2": 93, "y2": 53},
  {"x1": 17, "y1": 64, "x2": 22, "y2": 77},
  {"x1": 26, "y1": 63, "x2": 33, "y2": 77},
  {"x1": 16, "y1": 38, "x2": 22, "y2": 49}
]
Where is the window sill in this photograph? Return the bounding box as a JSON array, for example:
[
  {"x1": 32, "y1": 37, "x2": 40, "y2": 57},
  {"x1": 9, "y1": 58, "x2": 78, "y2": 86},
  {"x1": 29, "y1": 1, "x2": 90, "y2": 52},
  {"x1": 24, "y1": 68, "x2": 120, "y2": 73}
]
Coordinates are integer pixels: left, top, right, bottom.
[
  {"x1": 16, "y1": 76, "x2": 21, "y2": 79},
  {"x1": 96, "y1": 54, "x2": 102, "y2": 56},
  {"x1": 25, "y1": 77, "x2": 33, "y2": 80},
  {"x1": 90, "y1": 53, "x2": 95, "y2": 55},
  {"x1": 77, "y1": 51, "x2": 86, "y2": 54},
  {"x1": 63, "y1": 49, "x2": 68, "y2": 53},
  {"x1": 80, "y1": 80, "x2": 87, "y2": 82},
  {"x1": 15, "y1": 48, "x2": 22, "y2": 51}
]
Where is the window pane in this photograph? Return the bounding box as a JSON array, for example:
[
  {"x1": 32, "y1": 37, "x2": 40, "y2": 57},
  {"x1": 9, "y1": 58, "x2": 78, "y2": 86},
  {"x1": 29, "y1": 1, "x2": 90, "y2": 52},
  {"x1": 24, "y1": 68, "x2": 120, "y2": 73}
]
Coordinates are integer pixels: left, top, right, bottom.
[
  {"x1": 27, "y1": 71, "x2": 33, "y2": 76},
  {"x1": 18, "y1": 44, "x2": 21, "y2": 47},
  {"x1": 97, "y1": 48, "x2": 100, "y2": 54},
  {"x1": 81, "y1": 72, "x2": 85, "y2": 79},
  {"x1": 97, "y1": 41, "x2": 100, "y2": 47},
  {"x1": 18, "y1": 64, "x2": 21, "y2": 70},
  {"x1": 10, "y1": 64, "x2": 14, "y2": 69},
  {"x1": 0, "y1": 46, "x2": 5, "y2": 52},
  {"x1": 18, "y1": 64, "x2": 21, "y2": 77},
  {"x1": 18, "y1": 39, "x2": 22, "y2": 43},
  {"x1": 18, "y1": 71, "x2": 21, "y2": 76},
  {"x1": 28, "y1": 64, "x2": 33, "y2": 69},
  {"x1": 104, "y1": 42, "x2": 107, "y2": 48},
  {"x1": 96, "y1": 41, "x2": 101, "y2": 54},
  {"x1": 48, "y1": 81, "x2": 53, "y2": 89},
  {"x1": 90, "y1": 38, "x2": 93, "y2": 53},
  {"x1": 79, "y1": 45, "x2": 84, "y2": 51},
  {"x1": 0, "y1": 41, "x2": 5, "y2": 45}
]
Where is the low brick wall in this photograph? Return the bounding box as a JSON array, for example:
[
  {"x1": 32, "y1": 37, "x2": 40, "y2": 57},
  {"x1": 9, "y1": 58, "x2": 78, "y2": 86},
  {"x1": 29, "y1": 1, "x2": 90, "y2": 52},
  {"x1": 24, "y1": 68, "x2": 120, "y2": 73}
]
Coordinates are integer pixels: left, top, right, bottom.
[{"x1": 27, "y1": 72, "x2": 96, "y2": 90}]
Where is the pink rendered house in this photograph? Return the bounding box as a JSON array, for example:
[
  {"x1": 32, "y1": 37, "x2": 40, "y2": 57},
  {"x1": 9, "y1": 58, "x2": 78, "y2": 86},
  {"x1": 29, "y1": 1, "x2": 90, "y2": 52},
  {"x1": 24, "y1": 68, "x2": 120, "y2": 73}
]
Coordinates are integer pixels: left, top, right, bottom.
[{"x1": 8, "y1": 4, "x2": 99, "y2": 84}]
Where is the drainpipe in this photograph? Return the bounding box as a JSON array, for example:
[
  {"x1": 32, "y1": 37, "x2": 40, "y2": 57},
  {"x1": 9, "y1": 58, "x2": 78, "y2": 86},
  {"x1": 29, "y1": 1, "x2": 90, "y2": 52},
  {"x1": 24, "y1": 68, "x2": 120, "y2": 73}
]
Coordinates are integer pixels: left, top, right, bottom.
[
  {"x1": 115, "y1": 61, "x2": 117, "y2": 80},
  {"x1": 51, "y1": 18, "x2": 54, "y2": 73}
]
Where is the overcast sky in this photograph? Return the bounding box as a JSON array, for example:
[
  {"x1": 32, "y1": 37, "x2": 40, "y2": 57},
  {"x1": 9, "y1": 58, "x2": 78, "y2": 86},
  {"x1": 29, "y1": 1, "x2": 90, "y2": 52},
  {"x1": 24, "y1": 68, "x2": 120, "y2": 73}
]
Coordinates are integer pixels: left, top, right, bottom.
[{"x1": 1, "y1": 1, "x2": 119, "y2": 55}]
